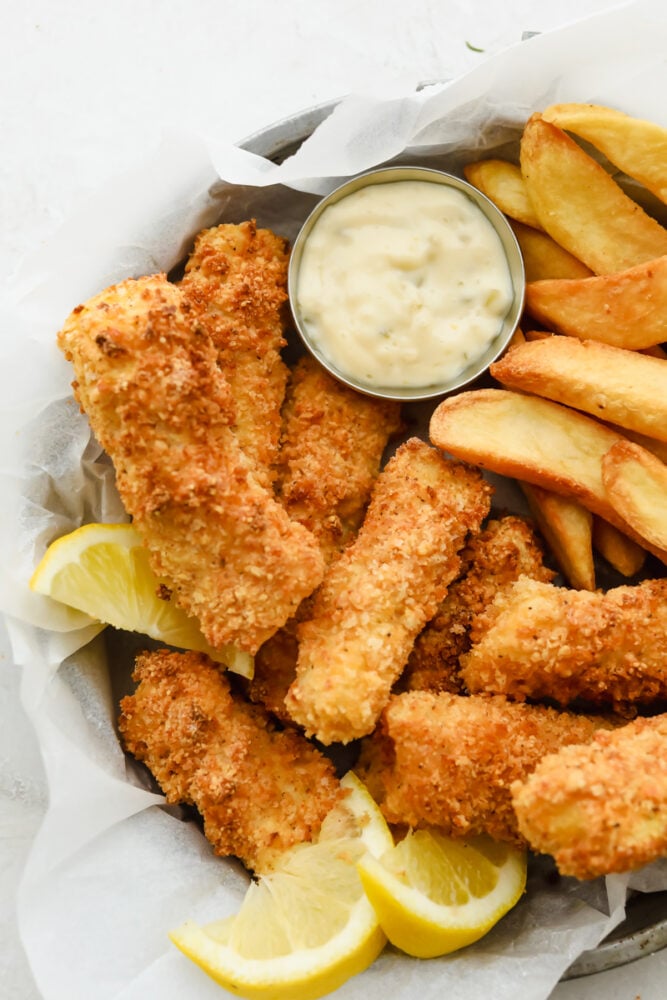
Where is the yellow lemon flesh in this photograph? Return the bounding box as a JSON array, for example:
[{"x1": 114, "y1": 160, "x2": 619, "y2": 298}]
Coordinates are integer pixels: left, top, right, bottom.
[
  {"x1": 357, "y1": 828, "x2": 527, "y2": 959},
  {"x1": 29, "y1": 522, "x2": 252, "y2": 676},
  {"x1": 170, "y1": 772, "x2": 394, "y2": 1000}
]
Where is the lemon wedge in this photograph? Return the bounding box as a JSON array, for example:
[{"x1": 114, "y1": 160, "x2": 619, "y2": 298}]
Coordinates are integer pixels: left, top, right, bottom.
[
  {"x1": 357, "y1": 828, "x2": 527, "y2": 959},
  {"x1": 170, "y1": 772, "x2": 393, "y2": 1000},
  {"x1": 29, "y1": 522, "x2": 252, "y2": 677}
]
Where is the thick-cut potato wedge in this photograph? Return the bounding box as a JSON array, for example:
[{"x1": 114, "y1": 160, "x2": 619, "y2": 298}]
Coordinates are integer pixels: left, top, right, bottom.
[
  {"x1": 429, "y1": 389, "x2": 620, "y2": 518},
  {"x1": 616, "y1": 427, "x2": 667, "y2": 465},
  {"x1": 511, "y1": 221, "x2": 593, "y2": 282},
  {"x1": 602, "y1": 440, "x2": 667, "y2": 553},
  {"x1": 592, "y1": 517, "x2": 646, "y2": 578},
  {"x1": 520, "y1": 482, "x2": 595, "y2": 590},
  {"x1": 491, "y1": 338, "x2": 667, "y2": 443},
  {"x1": 520, "y1": 116, "x2": 667, "y2": 274},
  {"x1": 542, "y1": 103, "x2": 667, "y2": 206},
  {"x1": 464, "y1": 160, "x2": 542, "y2": 229},
  {"x1": 429, "y1": 388, "x2": 667, "y2": 564},
  {"x1": 524, "y1": 255, "x2": 667, "y2": 349}
]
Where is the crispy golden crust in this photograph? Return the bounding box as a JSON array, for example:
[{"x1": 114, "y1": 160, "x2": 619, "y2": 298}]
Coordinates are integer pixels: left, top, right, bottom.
[
  {"x1": 398, "y1": 515, "x2": 554, "y2": 694},
  {"x1": 246, "y1": 621, "x2": 300, "y2": 724},
  {"x1": 512, "y1": 714, "x2": 667, "y2": 878},
  {"x1": 118, "y1": 650, "x2": 343, "y2": 874},
  {"x1": 57, "y1": 274, "x2": 324, "y2": 653},
  {"x1": 247, "y1": 357, "x2": 402, "y2": 719},
  {"x1": 461, "y1": 576, "x2": 667, "y2": 710},
  {"x1": 284, "y1": 440, "x2": 492, "y2": 744},
  {"x1": 180, "y1": 221, "x2": 290, "y2": 487},
  {"x1": 358, "y1": 691, "x2": 613, "y2": 845},
  {"x1": 277, "y1": 355, "x2": 402, "y2": 562}
]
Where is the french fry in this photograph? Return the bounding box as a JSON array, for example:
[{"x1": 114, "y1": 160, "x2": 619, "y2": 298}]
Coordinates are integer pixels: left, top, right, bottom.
[
  {"x1": 464, "y1": 160, "x2": 542, "y2": 228},
  {"x1": 524, "y1": 255, "x2": 667, "y2": 350},
  {"x1": 542, "y1": 102, "x2": 667, "y2": 205},
  {"x1": 429, "y1": 388, "x2": 667, "y2": 564},
  {"x1": 520, "y1": 482, "x2": 595, "y2": 590},
  {"x1": 592, "y1": 517, "x2": 646, "y2": 578},
  {"x1": 520, "y1": 115, "x2": 667, "y2": 274},
  {"x1": 510, "y1": 221, "x2": 593, "y2": 282},
  {"x1": 491, "y1": 338, "x2": 667, "y2": 444},
  {"x1": 616, "y1": 426, "x2": 667, "y2": 465},
  {"x1": 602, "y1": 440, "x2": 667, "y2": 553}
]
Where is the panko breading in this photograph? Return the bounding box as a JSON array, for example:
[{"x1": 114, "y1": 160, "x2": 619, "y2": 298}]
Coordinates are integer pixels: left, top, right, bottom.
[
  {"x1": 180, "y1": 221, "x2": 290, "y2": 487},
  {"x1": 277, "y1": 354, "x2": 402, "y2": 561},
  {"x1": 118, "y1": 650, "x2": 343, "y2": 874},
  {"x1": 398, "y1": 515, "x2": 554, "y2": 694},
  {"x1": 512, "y1": 714, "x2": 667, "y2": 879},
  {"x1": 461, "y1": 576, "x2": 667, "y2": 710},
  {"x1": 248, "y1": 356, "x2": 402, "y2": 719},
  {"x1": 57, "y1": 275, "x2": 324, "y2": 653},
  {"x1": 247, "y1": 622, "x2": 300, "y2": 723},
  {"x1": 284, "y1": 439, "x2": 492, "y2": 744},
  {"x1": 357, "y1": 691, "x2": 614, "y2": 845}
]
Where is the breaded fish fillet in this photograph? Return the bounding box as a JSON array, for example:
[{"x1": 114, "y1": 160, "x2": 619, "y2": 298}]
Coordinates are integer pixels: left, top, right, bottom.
[
  {"x1": 58, "y1": 275, "x2": 324, "y2": 653},
  {"x1": 357, "y1": 691, "x2": 613, "y2": 844},
  {"x1": 180, "y1": 221, "x2": 290, "y2": 487},
  {"x1": 276, "y1": 354, "x2": 402, "y2": 561},
  {"x1": 284, "y1": 440, "x2": 492, "y2": 744},
  {"x1": 118, "y1": 650, "x2": 343, "y2": 874},
  {"x1": 248, "y1": 357, "x2": 401, "y2": 719},
  {"x1": 461, "y1": 576, "x2": 667, "y2": 710},
  {"x1": 512, "y1": 714, "x2": 667, "y2": 879},
  {"x1": 398, "y1": 515, "x2": 554, "y2": 694}
]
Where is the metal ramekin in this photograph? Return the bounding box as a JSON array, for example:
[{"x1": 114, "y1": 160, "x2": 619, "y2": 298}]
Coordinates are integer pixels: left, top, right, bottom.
[{"x1": 287, "y1": 165, "x2": 525, "y2": 402}]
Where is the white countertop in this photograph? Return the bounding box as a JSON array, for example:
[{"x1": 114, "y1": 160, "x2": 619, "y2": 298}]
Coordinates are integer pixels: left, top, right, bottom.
[{"x1": 2, "y1": 2, "x2": 665, "y2": 997}]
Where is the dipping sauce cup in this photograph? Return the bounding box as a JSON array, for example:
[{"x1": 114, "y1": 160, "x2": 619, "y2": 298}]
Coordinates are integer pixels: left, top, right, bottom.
[{"x1": 288, "y1": 166, "x2": 525, "y2": 401}]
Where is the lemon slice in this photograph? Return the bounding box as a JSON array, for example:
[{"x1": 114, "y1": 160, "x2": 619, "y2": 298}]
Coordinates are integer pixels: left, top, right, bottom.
[
  {"x1": 29, "y1": 522, "x2": 252, "y2": 677},
  {"x1": 170, "y1": 772, "x2": 394, "y2": 1000},
  {"x1": 357, "y1": 828, "x2": 526, "y2": 959}
]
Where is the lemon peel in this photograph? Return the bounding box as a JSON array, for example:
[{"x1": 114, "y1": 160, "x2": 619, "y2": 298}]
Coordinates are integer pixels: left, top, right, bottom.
[
  {"x1": 169, "y1": 772, "x2": 393, "y2": 1000},
  {"x1": 29, "y1": 522, "x2": 252, "y2": 676},
  {"x1": 357, "y1": 828, "x2": 527, "y2": 958}
]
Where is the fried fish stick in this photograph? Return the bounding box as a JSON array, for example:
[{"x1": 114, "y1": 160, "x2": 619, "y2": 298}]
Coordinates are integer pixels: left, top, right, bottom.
[
  {"x1": 247, "y1": 357, "x2": 402, "y2": 718},
  {"x1": 461, "y1": 576, "x2": 667, "y2": 710},
  {"x1": 58, "y1": 275, "x2": 324, "y2": 653},
  {"x1": 398, "y1": 515, "x2": 554, "y2": 695},
  {"x1": 357, "y1": 691, "x2": 612, "y2": 845},
  {"x1": 284, "y1": 439, "x2": 492, "y2": 744},
  {"x1": 119, "y1": 650, "x2": 343, "y2": 874},
  {"x1": 277, "y1": 354, "x2": 402, "y2": 562},
  {"x1": 180, "y1": 221, "x2": 290, "y2": 487},
  {"x1": 512, "y1": 714, "x2": 667, "y2": 879}
]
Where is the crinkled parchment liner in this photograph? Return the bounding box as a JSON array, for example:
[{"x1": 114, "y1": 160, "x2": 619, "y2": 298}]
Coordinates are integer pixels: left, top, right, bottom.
[{"x1": 3, "y1": 2, "x2": 667, "y2": 997}]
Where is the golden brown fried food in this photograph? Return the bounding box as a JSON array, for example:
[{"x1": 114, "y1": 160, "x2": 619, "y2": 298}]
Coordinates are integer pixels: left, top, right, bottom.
[
  {"x1": 277, "y1": 354, "x2": 402, "y2": 562},
  {"x1": 398, "y1": 515, "x2": 554, "y2": 694},
  {"x1": 58, "y1": 275, "x2": 324, "y2": 653},
  {"x1": 248, "y1": 356, "x2": 402, "y2": 719},
  {"x1": 357, "y1": 691, "x2": 613, "y2": 845},
  {"x1": 512, "y1": 714, "x2": 667, "y2": 879},
  {"x1": 180, "y1": 221, "x2": 290, "y2": 487},
  {"x1": 284, "y1": 440, "x2": 492, "y2": 744},
  {"x1": 247, "y1": 622, "x2": 300, "y2": 723},
  {"x1": 461, "y1": 576, "x2": 667, "y2": 710},
  {"x1": 118, "y1": 650, "x2": 343, "y2": 874}
]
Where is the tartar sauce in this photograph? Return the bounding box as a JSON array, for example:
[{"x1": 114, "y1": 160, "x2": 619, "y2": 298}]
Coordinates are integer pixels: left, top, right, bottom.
[{"x1": 295, "y1": 180, "x2": 514, "y2": 389}]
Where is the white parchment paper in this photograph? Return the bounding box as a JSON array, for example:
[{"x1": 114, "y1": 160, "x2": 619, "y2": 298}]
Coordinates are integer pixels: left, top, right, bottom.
[{"x1": 3, "y1": 2, "x2": 667, "y2": 997}]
